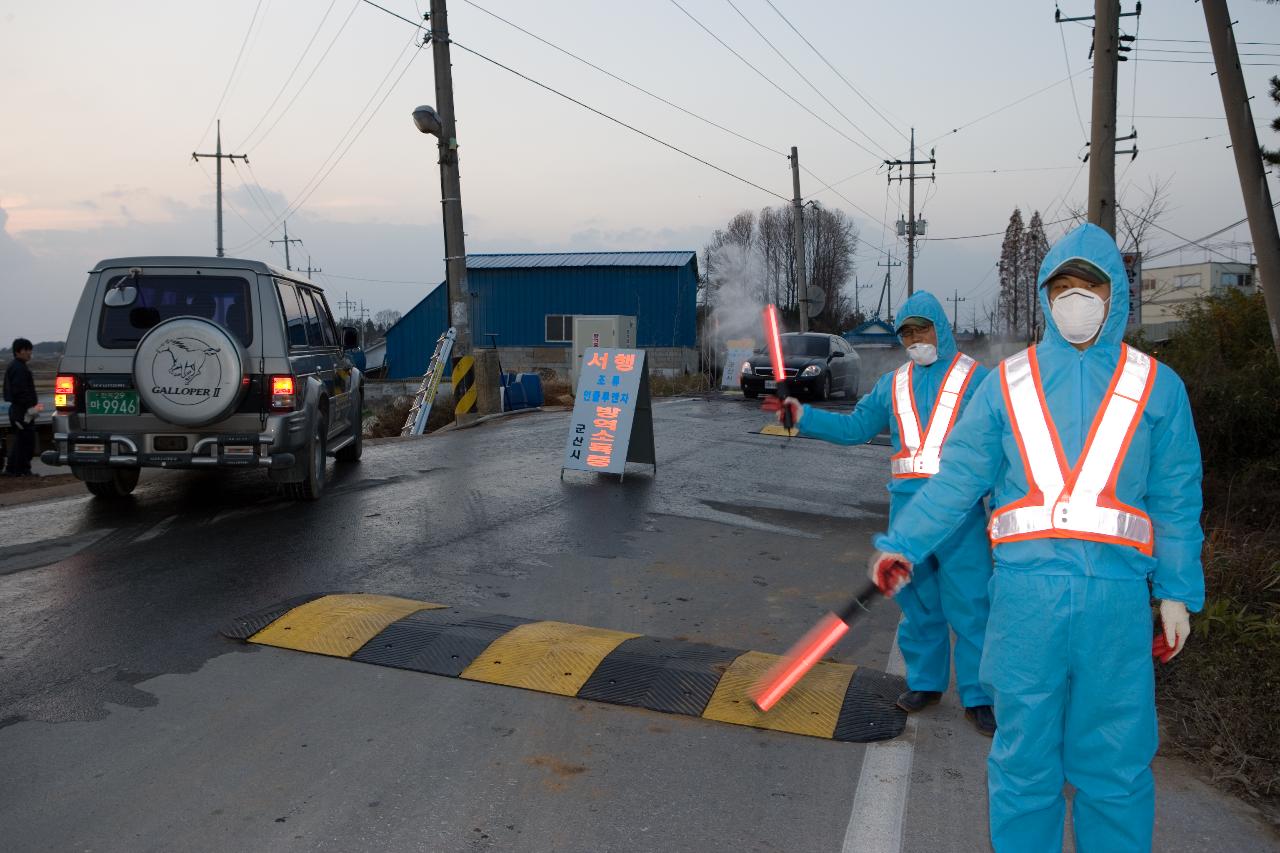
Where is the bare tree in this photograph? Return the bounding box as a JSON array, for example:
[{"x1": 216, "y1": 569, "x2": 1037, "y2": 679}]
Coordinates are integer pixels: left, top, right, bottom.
[
  {"x1": 703, "y1": 203, "x2": 858, "y2": 331},
  {"x1": 374, "y1": 309, "x2": 402, "y2": 331}
]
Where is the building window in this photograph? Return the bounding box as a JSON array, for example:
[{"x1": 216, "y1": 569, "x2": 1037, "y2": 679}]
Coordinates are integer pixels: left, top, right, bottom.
[
  {"x1": 1219, "y1": 272, "x2": 1252, "y2": 289},
  {"x1": 1173, "y1": 273, "x2": 1202, "y2": 290},
  {"x1": 1142, "y1": 277, "x2": 1156, "y2": 292},
  {"x1": 545, "y1": 314, "x2": 571, "y2": 342}
]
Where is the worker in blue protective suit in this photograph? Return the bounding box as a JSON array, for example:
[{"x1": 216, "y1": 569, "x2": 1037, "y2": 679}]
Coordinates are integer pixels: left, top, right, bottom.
[
  {"x1": 765, "y1": 291, "x2": 996, "y2": 736},
  {"x1": 869, "y1": 223, "x2": 1204, "y2": 852}
]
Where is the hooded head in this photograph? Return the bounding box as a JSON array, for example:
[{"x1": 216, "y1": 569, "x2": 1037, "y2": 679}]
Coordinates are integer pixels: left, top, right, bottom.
[
  {"x1": 894, "y1": 290, "x2": 957, "y2": 364},
  {"x1": 1037, "y1": 222, "x2": 1130, "y2": 351}
]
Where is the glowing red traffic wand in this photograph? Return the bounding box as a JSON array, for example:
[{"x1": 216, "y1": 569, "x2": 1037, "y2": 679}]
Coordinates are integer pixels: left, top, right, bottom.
[
  {"x1": 762, "y1": 305, "x2": 793, "y2": 431},
  {"x1": 751, "y1": 581, "x2": 879, "y2": 712}
]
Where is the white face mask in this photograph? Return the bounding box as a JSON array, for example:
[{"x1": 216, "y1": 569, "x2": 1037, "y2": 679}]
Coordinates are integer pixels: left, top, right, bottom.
[
  {"x1": 906, "y1": 343, "x2": 938, "y2": 366},
  {"x1": 1050, "y1": 288, "x2": 1109, "y2": 344}
]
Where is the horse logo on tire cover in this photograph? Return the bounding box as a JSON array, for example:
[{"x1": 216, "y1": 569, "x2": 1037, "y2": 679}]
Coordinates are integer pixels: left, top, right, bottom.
[{"x1": 150, "y1": 336, "x2": 223, "y2": 406}]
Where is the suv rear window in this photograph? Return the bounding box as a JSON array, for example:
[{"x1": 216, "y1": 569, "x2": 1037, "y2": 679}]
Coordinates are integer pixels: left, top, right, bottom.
[{"x1": 98, "y1": 274, "x2": 253, "y2": 349}]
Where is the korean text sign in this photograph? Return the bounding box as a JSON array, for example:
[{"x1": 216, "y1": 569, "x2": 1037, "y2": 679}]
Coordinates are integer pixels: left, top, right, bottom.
[{"x1": 563, "y1": 348, "x2": 646, "y2": 474}]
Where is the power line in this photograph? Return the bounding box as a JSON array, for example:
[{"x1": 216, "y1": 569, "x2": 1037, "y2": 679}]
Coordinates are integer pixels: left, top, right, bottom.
[
  {"x1": 355, "y1": 0, "x2": 791, "y2": 203},
  {"x1": 446, "y1": 42, "x2": 791, "y2": 202},
  {"x1": 723, "y1": 0, "x2": 895, "y2": 158},
  {"x1": 926, "y1": 216, "x2": 1075, "y2": 242},
  {"x1": 227, "y1": 31, "x2": 423, "y2": 251},
  {"x1": 235, "y1": 0, "x2": 343, "y2": 151},
  {"x1": 1137, "y1": 37, "x2": 1280, "y2": 47},
  {"x1": 1139, "y1": 59, "x2": 1280, "y2": 66},
  {"x1": 1144, "y1": 201, "x2": 1280, "y2": 261},
  {"x1": 1058, "y1": 14, "x2": 1090, "y2": 144},
  {"x1": 667, "y1": 0, "x2": 884, "y2": 162},
  {"x1": 923, "y1": 69, "x2": 1090, "y2": 146},
  {"x1": 321, "y1": 271, "x2": 436, "y2": 285},
  {"x1": 1135, "y1": 47, "x2": 1280, "y2": 57},
  {"x1": 195, "y1": 0, "x2": 267, "y2": 149},
  {"x1": 934, "y1": 164, "x2": 1082, "y2": 176},
  {"x1": 762, "y1": 0, "x2": 909, "y2": 144},
  {"x1": 242, "y1": 0, "x2": 362, "y2": 154},
  {"x1": 458, "y1": 0, "x2": 786, "y2": 157},
  {"x1": 1141, "y1": 132, "x2": 1228, "y2": 153}
]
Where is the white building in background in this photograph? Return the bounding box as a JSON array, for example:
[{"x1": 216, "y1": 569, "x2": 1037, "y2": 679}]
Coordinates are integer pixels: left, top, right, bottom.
[{"x1": 1140, "y1": 261, "x2": 1257, "y2": 339}]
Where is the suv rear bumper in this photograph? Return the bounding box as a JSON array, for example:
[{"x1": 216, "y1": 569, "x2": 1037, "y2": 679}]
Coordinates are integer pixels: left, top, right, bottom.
[{"x1": 41, "y1": 430, "x2": 296, "y2": 470}]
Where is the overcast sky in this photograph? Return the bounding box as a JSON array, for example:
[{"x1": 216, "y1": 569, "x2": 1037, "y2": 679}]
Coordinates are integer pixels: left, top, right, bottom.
[{"x1": 2, "y1": 0, "x2": 1278, "y2": 342}]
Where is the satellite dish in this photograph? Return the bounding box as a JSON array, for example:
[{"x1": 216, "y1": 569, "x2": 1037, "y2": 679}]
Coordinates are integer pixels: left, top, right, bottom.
[{"x1": 805, "y1": 285, "x2": 825, "y2": 318}]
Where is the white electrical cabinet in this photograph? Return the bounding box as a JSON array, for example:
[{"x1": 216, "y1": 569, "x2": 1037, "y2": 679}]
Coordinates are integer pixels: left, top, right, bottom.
[{"x1": 571, "y1": 315, "x2": 637, "y2": 388}]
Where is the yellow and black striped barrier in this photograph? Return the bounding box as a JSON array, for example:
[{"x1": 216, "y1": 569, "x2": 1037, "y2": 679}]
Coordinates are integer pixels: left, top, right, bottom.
[
  {"x1": 224, "y1": 593, "x2": 906, "y2": 743},
  {"x1": 452, "y1": 355, "x2": 476, "y2": 416}
]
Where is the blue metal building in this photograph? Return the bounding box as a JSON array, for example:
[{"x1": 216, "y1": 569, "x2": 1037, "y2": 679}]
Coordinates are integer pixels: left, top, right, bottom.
[
  {"x1": 384, "y1": 282, "x2": 449, "y2": 380},
  {"x1": 384, "y1": 251, "x2": 699, "y2": 379}
]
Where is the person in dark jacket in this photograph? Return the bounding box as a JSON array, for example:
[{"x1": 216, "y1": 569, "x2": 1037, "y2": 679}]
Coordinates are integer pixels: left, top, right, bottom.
[{"x1": 4, "y1": 338, "x2": 42, "y2": 477}]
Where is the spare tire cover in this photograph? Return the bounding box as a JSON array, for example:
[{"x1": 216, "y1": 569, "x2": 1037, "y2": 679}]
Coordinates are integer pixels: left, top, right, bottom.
[{"x1": 134, "y1": 317, "x2": 244, "y2": 426}]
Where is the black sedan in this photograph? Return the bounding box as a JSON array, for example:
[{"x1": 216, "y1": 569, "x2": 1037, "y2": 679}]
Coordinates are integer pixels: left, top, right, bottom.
[{"x1": 739, "y1": 332, "x2": 861, "y2": 401}]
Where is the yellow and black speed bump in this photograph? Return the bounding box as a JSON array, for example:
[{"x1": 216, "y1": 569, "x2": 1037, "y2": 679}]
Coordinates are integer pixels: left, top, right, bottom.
[
  {"x1": 227, "y1": 593, "x2": 907, "y2": 744},
  {"x1": 351, "y1": 607, "x2": 536, "y2": 677},
  {"x1": 577, "y1": 635, "x2": 745, "y2": 717},
  {"x1": 220, "y1": 592, "x2": 330, "y2": 640}
]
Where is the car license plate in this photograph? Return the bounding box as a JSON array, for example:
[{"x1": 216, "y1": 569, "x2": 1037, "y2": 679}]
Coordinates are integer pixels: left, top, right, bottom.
[
  {"x1": 87, "y1": 390, "x2": 140, "y2": 416},
  {"x1": 764, "y1": 380, "x2": 777, "y2": 390}
]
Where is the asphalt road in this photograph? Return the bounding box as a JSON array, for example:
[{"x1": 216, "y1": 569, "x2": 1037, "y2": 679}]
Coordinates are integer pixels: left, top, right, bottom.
[{"x1": 0, "y1": 396, "x2": 1274, "y2": 852}]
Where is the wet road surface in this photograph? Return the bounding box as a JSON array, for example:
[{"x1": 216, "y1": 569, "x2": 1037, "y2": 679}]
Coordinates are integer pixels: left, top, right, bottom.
[{"x1": 1, "y1": 396, "x2": 1273, "y2": 852}]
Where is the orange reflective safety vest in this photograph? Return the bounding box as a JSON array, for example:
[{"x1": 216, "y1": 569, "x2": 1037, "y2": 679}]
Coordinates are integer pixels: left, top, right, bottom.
[
  {"x1": 890, "y1": 353, "x2": 978, "y2": 478},
  {"x1": 989, "y1": 344, "x2": 1158, "y2": 555}
]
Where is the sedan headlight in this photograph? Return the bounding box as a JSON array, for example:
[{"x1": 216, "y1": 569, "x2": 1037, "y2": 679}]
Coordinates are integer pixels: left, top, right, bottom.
[
  {"x1": 800, "y1": 364, "x2": 822, "y2": 377},
  {"x1": 741, "y1": 360, "x2": 754, "y2": 375}
]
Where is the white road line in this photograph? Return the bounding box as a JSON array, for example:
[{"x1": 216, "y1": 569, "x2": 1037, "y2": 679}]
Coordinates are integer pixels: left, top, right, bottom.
[
  {"x1": 841, "y1": 635, "x2": 916, "y2": 853},
  {"x1": 135, "y1": 515, "x2": 178, "y2": 543}
]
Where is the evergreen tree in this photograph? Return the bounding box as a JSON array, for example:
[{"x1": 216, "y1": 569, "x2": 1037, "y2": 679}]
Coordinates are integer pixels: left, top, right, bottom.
[
  {"x1": 1263, "y1": 75, "x2": 1280, "y2": 167},
  {"x1": 1020, "y1": 211, "x2": 1050, "y2": 340},
  {"x1": 997, "y1": 209, "x2": 1024, "y2": 337}
]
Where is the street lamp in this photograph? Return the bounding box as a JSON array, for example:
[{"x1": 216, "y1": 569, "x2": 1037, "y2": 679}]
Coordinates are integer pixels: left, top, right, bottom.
[
  {"x1": 413, "y1": 101, "x2": 484, "y2": 419},
  {"x1": 412, "y1": 104, "x2": 442, "y2": 138}
]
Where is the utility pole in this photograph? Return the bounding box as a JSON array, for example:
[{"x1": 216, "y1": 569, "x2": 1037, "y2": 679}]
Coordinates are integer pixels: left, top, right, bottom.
[
  {"x1": 1202, "y1": 0, "x2": 1280, "y2": 368},
  {"x1": 337, "y1": 293, "x2": 356, "y2": 325},
  {"x1": 876, "y1": 255, "x2": 903, "y2": 323},
  {"x1": 428, "y1": 0, "x2": 471, "y2": 361},
  {"x1": 884, "y1": 128, "x2": 935, "y2": 296},
  {"x1": 1057, "y1": 2, "x2": 1139, "y2": 235},
  {"x1": 790, "y1": 147, "x2": 810, "y2": 333},
  {"x1": 852, "y1": 273, "x2": 873, "y2": 321},
  {"x1": 947, "y1": 289, "x2": 967, "y2": 332},
  {"x1": 191, "y1": 120, "x2": 248, "y2": 258},
  {"x1": 270, "y1": 220, "x2": 303, "y2": 271},
  {"x1": 1089, "y1": 0, "x2": 1120, "y2": 235},
  {"x1": 300, "y1": 255, "x2": 322, "y2": 278}
]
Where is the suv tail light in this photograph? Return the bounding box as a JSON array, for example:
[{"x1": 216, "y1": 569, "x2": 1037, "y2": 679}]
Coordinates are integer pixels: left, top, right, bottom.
[
  {"x1": 55, "y1": 375, "x2": 77, "y2": 412},
  {"x1": 270, "y1": 375, "x2": 296, "y2": 411}
]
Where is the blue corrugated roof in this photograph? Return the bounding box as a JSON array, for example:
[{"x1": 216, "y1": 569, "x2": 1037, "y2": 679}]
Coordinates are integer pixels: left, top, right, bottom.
[{"x1": 466, "y1": 251, "x2": 696, "y2": 269}]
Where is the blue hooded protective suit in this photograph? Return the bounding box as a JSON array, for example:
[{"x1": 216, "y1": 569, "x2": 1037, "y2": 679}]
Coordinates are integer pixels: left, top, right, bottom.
[
  {"x1": 799, "y1": 291, "x2": 993, "y2": 708},
  {"x1": 876, "y1": 224, "x2": 1204, "y2": 852}
]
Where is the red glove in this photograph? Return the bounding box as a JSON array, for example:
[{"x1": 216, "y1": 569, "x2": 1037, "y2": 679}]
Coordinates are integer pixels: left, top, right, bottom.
[
  {"x1": 761, "y1": 396, "x2": 802, "y2": 426},
  {"x1": 868, "y1": 551, "x2": 913, "y2": 597},
  {"x1": 1151, "y1": 633, "x2": 1177, "y2": 664}
]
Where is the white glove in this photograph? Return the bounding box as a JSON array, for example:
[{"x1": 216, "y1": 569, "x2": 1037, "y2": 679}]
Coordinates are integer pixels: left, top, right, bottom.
[
  {"x1": 761, "y1": 395, "x2": 803, "y2": 426},
  {"x1": 867, "y1": 551, "x2": 913, "y2": 597},
  {"x1": 1159, "y1": 600, "x2": 1191, "y2": 660}
]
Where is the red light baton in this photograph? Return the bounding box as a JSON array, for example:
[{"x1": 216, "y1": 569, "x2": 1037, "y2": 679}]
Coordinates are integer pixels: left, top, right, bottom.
[
  {"x1": 762, "y1": 305, "x2": 792, "y2": 430},
  {"x1": 751, "y1": 581, "x2": 880, "y2": 712}
]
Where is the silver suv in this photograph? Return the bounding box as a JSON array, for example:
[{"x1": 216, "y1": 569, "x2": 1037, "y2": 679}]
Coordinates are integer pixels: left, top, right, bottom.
[{"x1": 42, "y1": 257, "x2": 363, "y2": 500}]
